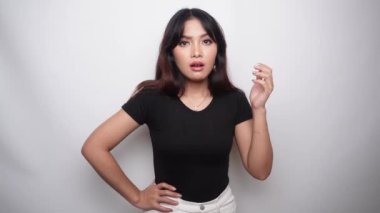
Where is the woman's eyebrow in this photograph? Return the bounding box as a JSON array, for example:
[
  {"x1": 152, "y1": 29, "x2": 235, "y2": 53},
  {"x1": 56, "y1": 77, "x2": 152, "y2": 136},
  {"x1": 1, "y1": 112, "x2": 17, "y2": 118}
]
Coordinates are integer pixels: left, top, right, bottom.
[{"x1": 181, "y1": 33, "x2": 209, "y2": 39}]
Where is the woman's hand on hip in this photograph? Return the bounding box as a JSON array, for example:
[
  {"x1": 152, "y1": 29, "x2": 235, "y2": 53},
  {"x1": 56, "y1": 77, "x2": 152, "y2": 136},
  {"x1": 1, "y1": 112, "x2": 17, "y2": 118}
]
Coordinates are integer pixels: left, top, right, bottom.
[{"x1": 134, "y1": 182, "x2": 182, "y2": 212}]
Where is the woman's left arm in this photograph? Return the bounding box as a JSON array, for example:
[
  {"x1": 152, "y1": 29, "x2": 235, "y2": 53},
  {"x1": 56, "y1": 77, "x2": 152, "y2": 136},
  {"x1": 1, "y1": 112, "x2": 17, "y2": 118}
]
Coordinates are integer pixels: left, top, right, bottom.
[{"x1": 234, "y1": 63, "x2": 274, "y2": 180}]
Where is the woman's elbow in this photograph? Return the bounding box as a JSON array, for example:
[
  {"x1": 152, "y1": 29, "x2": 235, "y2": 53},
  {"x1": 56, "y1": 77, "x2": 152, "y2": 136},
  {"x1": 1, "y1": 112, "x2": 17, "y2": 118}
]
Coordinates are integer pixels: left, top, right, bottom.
[
  {"x1": 247, "y1": 167, "x2": 271, "y2": 181},
  {"x1": 81, "y1": 140, "x2": 98, "y2": 160},
  {"x1": 81, "y1": 141, "x2": 91, "y2": 159},
  {"x1": 254, "y1": 172, "x2": 271, "y2": 181}
]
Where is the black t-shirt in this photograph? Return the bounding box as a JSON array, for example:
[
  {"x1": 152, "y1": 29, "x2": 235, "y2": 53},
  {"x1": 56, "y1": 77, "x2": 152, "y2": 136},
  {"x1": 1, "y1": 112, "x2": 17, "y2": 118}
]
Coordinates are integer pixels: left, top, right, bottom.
[{"x1": 122, "y1": 87, "x2": 253, "y2": 202}]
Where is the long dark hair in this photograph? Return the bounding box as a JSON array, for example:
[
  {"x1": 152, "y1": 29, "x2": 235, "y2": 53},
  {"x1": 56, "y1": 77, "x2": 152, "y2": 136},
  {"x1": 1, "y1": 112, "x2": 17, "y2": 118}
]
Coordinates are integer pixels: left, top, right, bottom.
[{"x1": 134, "y1": 8, "x2": 237, "y2": 97}]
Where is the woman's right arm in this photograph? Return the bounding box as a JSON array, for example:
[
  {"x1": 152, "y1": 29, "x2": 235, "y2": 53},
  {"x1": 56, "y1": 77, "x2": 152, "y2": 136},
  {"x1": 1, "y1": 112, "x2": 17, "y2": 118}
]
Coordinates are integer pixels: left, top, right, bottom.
[{"x1": 81, "y1": 109, "x2": 181, "y2": 212}]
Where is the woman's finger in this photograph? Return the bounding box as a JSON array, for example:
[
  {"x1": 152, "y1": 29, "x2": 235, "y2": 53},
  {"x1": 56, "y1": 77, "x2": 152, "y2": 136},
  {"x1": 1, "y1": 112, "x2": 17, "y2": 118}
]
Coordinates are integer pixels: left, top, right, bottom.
[
  {"x1": 157, "y1": 182, "x2": 176, "y2": 191},
  {"x1": 253, "y1": 64, "x2": 274, "y2": 92},
  {"x1": 254, "y1": 64, "x2": 272, "y2": 84},
  {"x1": 158, "y1": 189, "x2": 182, "y2": 198},
  {"x1": 253, "y1": 79, "x2": 270, "y2": 93},
  {"x1": 253, "y1": 79, "x2": 265, "y2": 86},
  {"x1": 153, "y1": 202, "x2": 173, "y2": 213},
  {"x1": 157, "y1": 196, "x2": 179, "y2": 206},
  {"x1": 253, "y1": 71, "x2": 270, "y2": 79},
  {"x1": 255, "y1": 63, "x2": 272, "y2": 74},
  {"x1": 256, "y1": 71, "x2": 273, "y2": 91}
]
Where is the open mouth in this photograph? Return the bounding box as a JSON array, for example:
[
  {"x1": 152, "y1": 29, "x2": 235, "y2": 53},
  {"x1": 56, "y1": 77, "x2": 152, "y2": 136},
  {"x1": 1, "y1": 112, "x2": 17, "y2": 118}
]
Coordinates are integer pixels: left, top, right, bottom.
[{"x1": 190, "y1": 61, "x2": 205, "y2": 70}]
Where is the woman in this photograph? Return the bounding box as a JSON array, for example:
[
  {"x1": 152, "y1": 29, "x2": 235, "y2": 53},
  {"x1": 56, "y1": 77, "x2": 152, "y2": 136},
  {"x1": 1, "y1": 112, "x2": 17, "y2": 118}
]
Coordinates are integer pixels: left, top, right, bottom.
[{"x1": 82, "y1": 8, "x2": 274, "y2": 213}]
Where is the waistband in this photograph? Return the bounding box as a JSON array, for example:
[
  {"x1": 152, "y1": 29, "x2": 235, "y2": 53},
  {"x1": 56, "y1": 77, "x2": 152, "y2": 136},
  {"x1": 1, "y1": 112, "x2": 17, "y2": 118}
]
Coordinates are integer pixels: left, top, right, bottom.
[{"x1": 168, "y1": 184, "x2": 234, "y2": 212}]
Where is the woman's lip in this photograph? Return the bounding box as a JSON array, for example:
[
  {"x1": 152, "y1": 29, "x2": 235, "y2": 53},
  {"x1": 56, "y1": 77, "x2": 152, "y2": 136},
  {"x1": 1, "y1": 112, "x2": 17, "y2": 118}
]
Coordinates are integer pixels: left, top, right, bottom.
[
  {"x1": 190, "y1": 61, "x2": 205, "y2": 66},
  {"x1": 190, "y1": 65, "x2": 204, "y2": 71}
]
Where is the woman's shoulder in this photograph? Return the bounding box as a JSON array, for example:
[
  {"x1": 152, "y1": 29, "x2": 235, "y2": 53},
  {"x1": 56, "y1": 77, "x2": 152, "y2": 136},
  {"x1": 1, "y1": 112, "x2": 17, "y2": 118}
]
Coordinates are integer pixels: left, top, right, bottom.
[
  {"x1": 131, "y1": 86, "x2": 162, "y2": 97},
  {"x1": 216, "y1": 88, "x2": 250, "y2": 107},
  {"x1": 218, "y1": 87, "x2": 246, "y2": 98},
  {"x1": 122, "y1": 87, "x2": 163, "y2": 110}
]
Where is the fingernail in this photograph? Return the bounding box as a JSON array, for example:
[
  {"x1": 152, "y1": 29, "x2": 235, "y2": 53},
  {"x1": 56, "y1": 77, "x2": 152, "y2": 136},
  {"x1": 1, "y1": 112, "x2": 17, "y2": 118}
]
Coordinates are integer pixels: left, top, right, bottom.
[{"x1": 173, "y1": 187, "x2": 176, "y2": 191}]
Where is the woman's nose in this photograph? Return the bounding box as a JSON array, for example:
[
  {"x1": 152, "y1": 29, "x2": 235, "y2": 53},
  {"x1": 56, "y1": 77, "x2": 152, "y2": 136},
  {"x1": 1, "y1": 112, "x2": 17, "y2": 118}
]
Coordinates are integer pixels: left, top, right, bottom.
[{"x1": 191, "y1": 43, "x2": 202, "y2": 58}]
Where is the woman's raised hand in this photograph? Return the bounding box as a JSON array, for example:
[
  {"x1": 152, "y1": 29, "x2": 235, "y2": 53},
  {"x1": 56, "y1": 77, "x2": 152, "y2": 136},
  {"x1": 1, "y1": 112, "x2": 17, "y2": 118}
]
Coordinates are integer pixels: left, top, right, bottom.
[
  {"x1": 134, "y1": 182, "x2": 182, "y2": 212},
  {"x1": 250, "y1": 63, "x2": 274, "y2": 110}
]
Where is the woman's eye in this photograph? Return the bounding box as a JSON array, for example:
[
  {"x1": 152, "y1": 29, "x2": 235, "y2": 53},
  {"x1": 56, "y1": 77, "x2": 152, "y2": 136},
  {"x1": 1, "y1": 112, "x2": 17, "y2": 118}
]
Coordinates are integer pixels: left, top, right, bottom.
[
  {"x1": 202, "y1": 39, "x2": 213, "y2": 45},
  {"x1": 178, "y1": 41, "x2": 189, "y2": 46}
]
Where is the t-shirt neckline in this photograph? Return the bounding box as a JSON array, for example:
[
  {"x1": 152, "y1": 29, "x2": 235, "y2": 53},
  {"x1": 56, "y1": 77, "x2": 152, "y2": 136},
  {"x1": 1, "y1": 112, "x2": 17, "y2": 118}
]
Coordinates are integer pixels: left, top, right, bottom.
[{"x1": 176, "y1": 95, "x2": 215, "y2": 113}]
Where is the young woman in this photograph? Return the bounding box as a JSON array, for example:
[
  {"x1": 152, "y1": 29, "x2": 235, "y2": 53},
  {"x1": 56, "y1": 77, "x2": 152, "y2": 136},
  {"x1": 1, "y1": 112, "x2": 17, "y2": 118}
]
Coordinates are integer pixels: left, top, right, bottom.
[{"x1": 82, "y1": 8, "x2": 274, "y2": 213}]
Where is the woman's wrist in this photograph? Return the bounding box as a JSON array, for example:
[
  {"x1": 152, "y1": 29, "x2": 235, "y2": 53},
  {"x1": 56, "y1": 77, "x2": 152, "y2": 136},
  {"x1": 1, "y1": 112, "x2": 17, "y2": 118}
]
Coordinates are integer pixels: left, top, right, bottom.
[{"x1": 252, "y1": 107, "x2": 267, "y2": 114}]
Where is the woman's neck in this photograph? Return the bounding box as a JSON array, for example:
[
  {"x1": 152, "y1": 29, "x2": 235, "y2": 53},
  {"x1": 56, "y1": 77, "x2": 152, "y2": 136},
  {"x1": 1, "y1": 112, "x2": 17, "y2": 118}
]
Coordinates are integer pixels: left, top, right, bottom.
[{"x1": 181, "y1": 80, "x2": 210, "y2": 98}]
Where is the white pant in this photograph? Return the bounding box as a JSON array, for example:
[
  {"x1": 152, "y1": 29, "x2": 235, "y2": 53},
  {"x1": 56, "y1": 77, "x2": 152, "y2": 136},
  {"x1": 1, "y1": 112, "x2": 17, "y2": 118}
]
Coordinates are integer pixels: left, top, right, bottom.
[{"x1": 144, "y1": 184, "x2": 236, "y2": 213}]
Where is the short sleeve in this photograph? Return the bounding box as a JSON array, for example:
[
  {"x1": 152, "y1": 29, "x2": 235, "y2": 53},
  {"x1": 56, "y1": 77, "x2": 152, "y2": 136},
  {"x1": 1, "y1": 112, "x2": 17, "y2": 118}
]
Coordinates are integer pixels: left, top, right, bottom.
[
  {"x1": 234, "y1": 90, "x2": 253, "y2": 125},
  {"x1": 121, "y1": 89, "x2": 151, "y2": 125}
]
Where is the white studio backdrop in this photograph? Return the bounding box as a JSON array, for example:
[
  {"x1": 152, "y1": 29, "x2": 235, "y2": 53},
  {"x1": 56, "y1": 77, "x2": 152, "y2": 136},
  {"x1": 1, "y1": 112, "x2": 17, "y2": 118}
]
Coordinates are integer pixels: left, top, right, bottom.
[{"x1": 1, "y1": 0, "x2": 379, "y2": 212}]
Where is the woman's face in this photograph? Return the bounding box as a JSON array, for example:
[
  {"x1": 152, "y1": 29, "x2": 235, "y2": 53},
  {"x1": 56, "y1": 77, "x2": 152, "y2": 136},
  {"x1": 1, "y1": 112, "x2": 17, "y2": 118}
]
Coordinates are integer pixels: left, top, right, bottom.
[{"x1": 172, "y1": 18, "x2": 217, "y2": 83}]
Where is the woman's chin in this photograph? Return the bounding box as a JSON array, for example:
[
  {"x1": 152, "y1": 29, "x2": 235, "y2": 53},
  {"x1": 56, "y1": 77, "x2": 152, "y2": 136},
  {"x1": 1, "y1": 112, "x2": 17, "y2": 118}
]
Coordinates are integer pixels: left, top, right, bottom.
[{"x1": 183, "y1": 72, "x2": 212, "y2": 83}]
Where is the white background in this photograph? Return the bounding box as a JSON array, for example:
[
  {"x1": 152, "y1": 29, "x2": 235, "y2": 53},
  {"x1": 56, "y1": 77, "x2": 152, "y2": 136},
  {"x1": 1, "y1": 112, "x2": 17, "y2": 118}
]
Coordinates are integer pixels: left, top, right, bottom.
[{"x1": 1, "y1": 0, "x2": 379, "y2": 212}]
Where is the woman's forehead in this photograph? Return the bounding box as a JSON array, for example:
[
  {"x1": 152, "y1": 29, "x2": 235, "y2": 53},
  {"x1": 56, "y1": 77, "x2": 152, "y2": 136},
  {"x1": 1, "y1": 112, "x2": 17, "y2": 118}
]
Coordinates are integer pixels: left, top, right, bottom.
[{"x1": 181, "y1": 19, "x2": 209, "y2": 38}]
